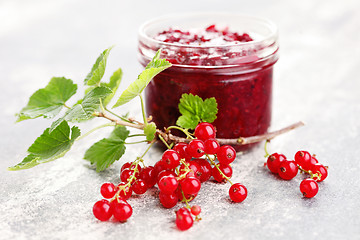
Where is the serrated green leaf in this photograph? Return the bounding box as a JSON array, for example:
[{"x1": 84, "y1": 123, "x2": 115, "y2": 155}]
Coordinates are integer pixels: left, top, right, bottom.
[
  {"x1": 176, "y1": 115, "x2": 200, "y2": 130},
  {"x1": 8, "y1": 120, "x2": 80, "y2": 170},
  {"x1": 17, "y1": 77, "x2": 77, "y2": 122},
  {"x1": 144, "y1": 122, "x2": 156, "y2": 141},
  {"x1": 176, "y1": 93, "x2": 218, "y2": 129},
  {"x1": 113, "y1": 50, "x2": 171, "y2": 108},
  {"x1": 84, "y1": 46, "x2": 113, "y2": 86},
  {"x1": 201, "y1": 98, "x2": 218, "y2": 123},
  {"x1": 50, "y1": 86, "x2": 112, "y2": 131},
  {"x1": 101, "y1": 68, "x2": 122, "y2": 106},
  {"x1": 84, "y1": 126, "x2": 129, "y2": 172}
]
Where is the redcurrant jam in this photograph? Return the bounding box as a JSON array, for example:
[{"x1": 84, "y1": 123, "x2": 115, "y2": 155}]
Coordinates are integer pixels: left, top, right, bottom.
[{"x1": 139, "y1": 13, "x2": 279, "y2": 151}]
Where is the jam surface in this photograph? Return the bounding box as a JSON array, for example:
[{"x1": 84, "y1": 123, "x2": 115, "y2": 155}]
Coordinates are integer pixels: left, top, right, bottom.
[
  {"x1": 144, "y1": 25, "x2": 274, "y2": 151},
  {"x1": 154, "y1": 25, "x2": 255, "y2": 66}
]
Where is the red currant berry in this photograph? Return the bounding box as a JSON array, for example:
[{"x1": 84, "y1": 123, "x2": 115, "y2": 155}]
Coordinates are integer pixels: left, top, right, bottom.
[
  {"x1": 120, "y1": 162, "x2": 132, "y2": 172},
  {"x1": 161, "y1": 149, "x2": 181, "y2": 170},
  {"x1": 121, "y1": 162, "x2": 142, "y2": 173},
  {"x1": 117, "y1": 183, "x2": 132, "y2": 200},
  {"x1": 176, "y1": 213, "x2": 194, "y2": 231},
  {"x1": 110, "y1": 198, "x2": 128, "y2": 210},
  {"x1": 154, "y1": 161, "x2": 165, "y2": 177},
  {"x1": 132, "y1": 179, "x2": 148, "y2": 194},
  {"x1": 204, "y1": 138, "x2": 220, "y2": 154},
  {"x1": 212, "y1": 164, "x2": 233, "y2": 183},
  {"x1": 194, "y1": 122, "x2": 216, "y2": 141},
  {"x1": 179, "y1": 161, "x2": 201, "y2": 179},
  {"x1": 157, "y1": 170, "x2": 176, "y2": 183},
  {"x1": 278, "y1": 160, "x2": 298, "y2": 180},
  {"x1": 113, "y1": 202, "x2": 133, "y2": 222},
  {"x1": 192, "y1": 159, "x2": 212, "y2": 183},
  {"x1": 187, "y1": 139, "x2": 205, "y2": 158},
  {"x1": 300, "y1": 178, "x2": 319, "y2": 198},
  {"x1": 173, "y1": 142, "x2": 191, "y2": 161},
  {"x1": 309, "y1": 155, "x2": 319, "y2": 167},
  {"x1": 294, "y1": 151, "x2": 312, "y2": 170},
  {"x1": 175, "y1": 187, "x2": 197, "y2": 201},
  {"x1": 229, "y1": 183, "x2": 247, "y2": 203},
  {"x1": 159, "y1": 192, "x2": 178, "y2": 208},
  {"x1": 100, "y1": 183, "x2": 116, "y2": 199},
  {"x1": 176, "y1": 207, "x2": 191, "y2": 217},
  {"x1": 120, "y1": 169, "x2": 134, "y2": 183},
  {"x1": 93, "y1": 199, "x2": 113, "y2": 221},
  {"x1": 217, "y1": 145, "x2": 236, "y2": 165},
  {"x1": 191, "y1": 205, "x2": 201, "y2": 216},
  {"x1": 266, "y1": 153, "x2": 286, "y2": 174},
  {"x1": 140, "y1": 166, "x2": 157, "y2": 188},
  {"x1": 158, "y1": 176, "x2": 179, "y2": 194},
  {"x1": 181, "y1": 177, "x2": 201, "y2": 195},
  {"x1": 311, "y1": 164, "x2": 328, "y2": 182}
]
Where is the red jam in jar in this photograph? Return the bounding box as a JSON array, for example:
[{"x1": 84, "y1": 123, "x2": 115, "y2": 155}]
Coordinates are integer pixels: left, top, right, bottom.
[{"x1": 138, "y1": 13, "x2": 279, "y2": 151}]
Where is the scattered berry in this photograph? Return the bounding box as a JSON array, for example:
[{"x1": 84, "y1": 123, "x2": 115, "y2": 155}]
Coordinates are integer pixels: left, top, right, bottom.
[
  {"x1": 278, "y1": 160, "x2": 298, "y2": 180},
  {"x1": 295, "y1": 151, "x2": 312, "y2": 170},
  {"x1": 300, "y1": 178, "x2": 318, "y2": 198},
  {"x1": 266, "y1": 153, "x2": 286, "y2": 173},
  {"x1": 173, "y1": 142, "x2": 191, "y2": 161},
  {"x1": 311, "y1": 163, "x2": 328, "y2": 182},
  {"x1": 229, "y1": 183, "x2": 247, "y2": 203}
]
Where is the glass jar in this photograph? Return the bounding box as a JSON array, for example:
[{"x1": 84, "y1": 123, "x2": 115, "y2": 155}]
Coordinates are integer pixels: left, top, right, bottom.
[{"x1": 138, "y1": 13, "x2": 279, "y2": 151}]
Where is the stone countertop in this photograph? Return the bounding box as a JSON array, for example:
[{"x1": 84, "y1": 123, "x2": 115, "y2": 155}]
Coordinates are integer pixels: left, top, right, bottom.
[{"x1": 0, "y1": 0, "x2": 359, "y2": 239}]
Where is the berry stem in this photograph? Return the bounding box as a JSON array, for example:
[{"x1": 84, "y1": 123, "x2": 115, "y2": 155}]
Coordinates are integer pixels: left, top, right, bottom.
[
  {"x1": 158, "y1": 135, "x2": 171, "y2": 149},
  {"x1": 124, "y1": 140, "x2": 149, "y2": 145},
  {"x1": 181, "y1": 190, "x2": 193, "y2": 208},
  {"x1": 105, "y1": 107, "x2": 133, "y2": 123},
  {"x1": 206, "y1": 154, "x2": 234, "y2": 185},
  {"x1": 166, "y1": 126, "x2": 195, "y2": 139},
  {"x1": 298, "y1": 165, "x2": 321, "y2": 181},
  {"x1": 76, "y1": 122, "x2": 116, "y2": 141},
  {"x1": 264, "y1": 140, "x2": 270, "y2": 158}
]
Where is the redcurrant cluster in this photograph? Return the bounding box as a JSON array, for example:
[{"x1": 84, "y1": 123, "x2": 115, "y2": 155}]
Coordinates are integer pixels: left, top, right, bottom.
[
  {"x1": 266, "y1": 149, "x2": 328, "y2": 198},
  {"x1": 92, "y1": 122, "x2": 247, "y2": 230}
]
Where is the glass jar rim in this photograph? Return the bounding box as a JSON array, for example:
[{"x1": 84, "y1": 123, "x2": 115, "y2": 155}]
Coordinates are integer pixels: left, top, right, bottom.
[{"x1": 138, "y1": 12, "x2": 278, "y2": 49}]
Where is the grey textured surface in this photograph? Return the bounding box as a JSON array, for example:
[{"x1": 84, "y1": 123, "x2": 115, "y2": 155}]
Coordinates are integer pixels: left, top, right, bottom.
[{"x1": 1, "y1": 0, "x2": 360, "y2": 239}]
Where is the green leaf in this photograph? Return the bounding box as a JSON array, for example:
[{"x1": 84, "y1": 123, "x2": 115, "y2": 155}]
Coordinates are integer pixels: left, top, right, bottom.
[
  {"x1": 84, "y1": 46, "x2": 113, "y2": 86},
  {"x1": 8, "y1": 120, "x2": 80, "y2": 170},
  {"x1": 17, "y1": 77, "x2": 77, "y2": 122},
  {"x1": 113, "y1": 50, "x2": 171, "y2": 108},
  {"x1": 144, "y1": 122, "x2": 157, "y2": 141},
  {"x1": 84, "y1": 126, "x2": 129, "y2": 172},
  {"x1": 51, "y1": 86, "x2": 112, "y2": 131},
  {"x1": 176, "y1": 93, "x2": 218, "y2": 130},
  {"x1": 100, "y1": 68, "x2": 122, "y2": 106}
]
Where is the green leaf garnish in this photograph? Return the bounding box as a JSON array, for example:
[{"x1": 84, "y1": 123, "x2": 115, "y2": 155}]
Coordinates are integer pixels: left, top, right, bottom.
[
  {"x1": 176, "y1": 93, "x2": 218, "y2": 129},
  {"x1": 85, "y1": 68, "x2": 122, "y2": 107},
  {"x1": 113, "y1": 50, "x2": 171, "y2": 108},
  {"x1": 50, "y1": 86, "x2": 112, "y2": 131},
  {"x1": 8, "y1": 120, "x2": 80, "y2": 170},
  {"x1": 144, "y1": 122, "x2": 157, "y2": 141},
  {"x1": 84, "y1": 46, "x2": 113, "y2": 86},
  {"x1": 16, "y1": 77, "x2": 77, "y2": 122},
  {"x1": 84, "y1": 126, "x2": 129, "y2": 172}
]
